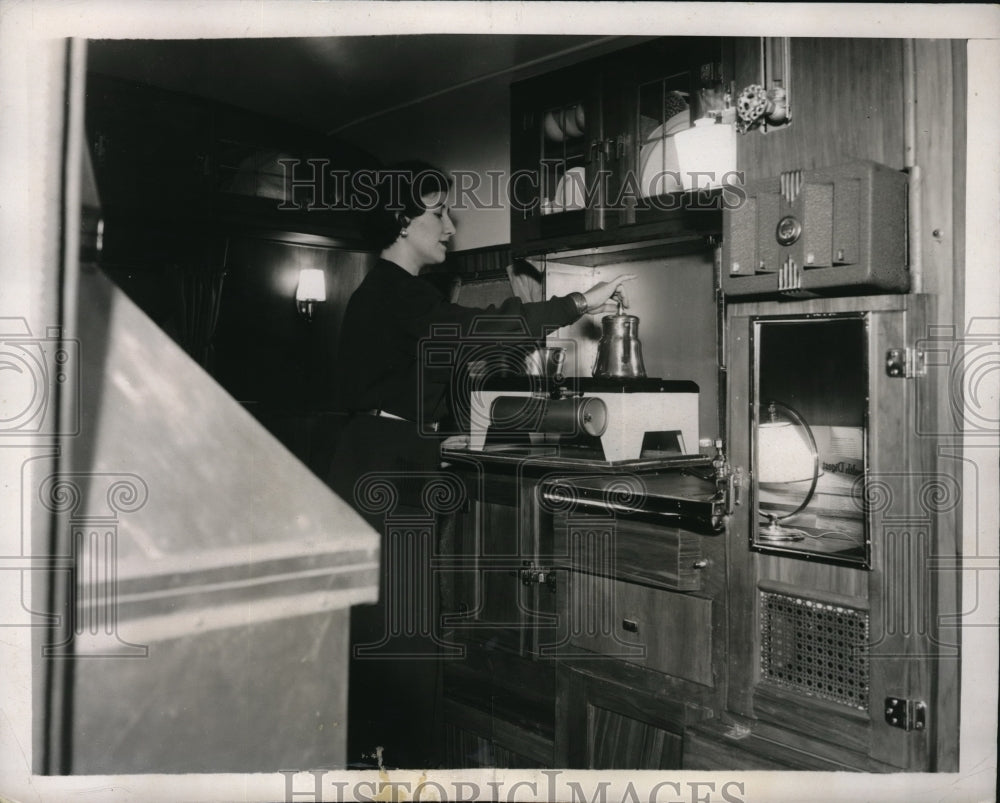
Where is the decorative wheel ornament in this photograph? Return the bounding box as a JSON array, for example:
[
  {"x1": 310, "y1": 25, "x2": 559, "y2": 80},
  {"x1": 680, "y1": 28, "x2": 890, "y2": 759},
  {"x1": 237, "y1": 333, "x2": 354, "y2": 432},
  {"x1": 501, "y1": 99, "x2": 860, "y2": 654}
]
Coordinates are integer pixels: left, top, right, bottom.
[{"x1": 736, "y1": 83, "x2": 791, "y2": 134}]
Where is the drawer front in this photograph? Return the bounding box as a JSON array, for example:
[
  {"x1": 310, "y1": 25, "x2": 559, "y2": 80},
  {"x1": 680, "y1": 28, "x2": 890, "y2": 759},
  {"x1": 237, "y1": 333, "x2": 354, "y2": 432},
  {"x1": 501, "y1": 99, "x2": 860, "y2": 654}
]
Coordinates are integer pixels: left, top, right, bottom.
[
  {"x1": 563, "y1": 572, "x2": 713, "y2": 685},
  {"x1": 554, "y1": 515, "x2": 704, "y2": 591}
]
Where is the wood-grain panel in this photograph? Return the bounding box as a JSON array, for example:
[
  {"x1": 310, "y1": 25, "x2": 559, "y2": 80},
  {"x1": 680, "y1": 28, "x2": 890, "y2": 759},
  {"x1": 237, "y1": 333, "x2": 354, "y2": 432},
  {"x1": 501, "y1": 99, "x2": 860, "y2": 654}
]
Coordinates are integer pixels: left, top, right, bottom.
[
  {"x1": 752, "y1": 684, "x2": 869, "y2": 755},
  {"x1": 444, "y1": 702, "x2": 552, "y2": 768},
  {"x1": 684, "y1": 719, "x2": 863, "y2": 771},
  {"x1": 553, "y1": 515, "x2": 703, "y2": 591},
  {"x1": 588, "y1": 705, "x2": 683, "y2": 769},
  {"x1": 733, "y1": 38, "x2": 906, "y2": 179},
  {"x1": 757, "y1": 553, "x2": 869, "y2": 600},
  {"x1": 564, "y1": 572, "x2": 713, "y2": 684},
  {"x1": 556, "y1": 665, "x2": 691, "y2": 770},
  {"x1": 915, "y1": 41, "x2": 964, "y2": 771},
  {"x1": 724, "y1": 307, "x2": 756, "y2": 716}
]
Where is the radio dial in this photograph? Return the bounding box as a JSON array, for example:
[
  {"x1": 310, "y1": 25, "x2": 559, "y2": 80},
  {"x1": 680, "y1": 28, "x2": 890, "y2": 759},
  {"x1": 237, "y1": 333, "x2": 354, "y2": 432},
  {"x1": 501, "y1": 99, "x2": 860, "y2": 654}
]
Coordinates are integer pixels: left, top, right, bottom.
[{"x1": 775, "y1": 215, "x2": 802, "y2": 246}]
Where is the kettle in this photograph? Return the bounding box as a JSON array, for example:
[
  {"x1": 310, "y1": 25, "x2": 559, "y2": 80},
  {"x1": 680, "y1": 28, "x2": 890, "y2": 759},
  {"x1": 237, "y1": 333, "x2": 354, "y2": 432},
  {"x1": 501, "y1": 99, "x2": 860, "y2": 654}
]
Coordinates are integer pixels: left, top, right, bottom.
[{"x1": 592, "y1": 294, "x2": 647, "y2": 379}]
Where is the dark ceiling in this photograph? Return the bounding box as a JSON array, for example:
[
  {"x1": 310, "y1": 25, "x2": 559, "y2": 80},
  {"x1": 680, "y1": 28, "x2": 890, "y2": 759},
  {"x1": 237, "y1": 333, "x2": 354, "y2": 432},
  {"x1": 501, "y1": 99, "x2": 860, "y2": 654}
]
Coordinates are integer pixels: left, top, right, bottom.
[{"x1": 86, "y1": 35, "x2": 624, "y2": 135}]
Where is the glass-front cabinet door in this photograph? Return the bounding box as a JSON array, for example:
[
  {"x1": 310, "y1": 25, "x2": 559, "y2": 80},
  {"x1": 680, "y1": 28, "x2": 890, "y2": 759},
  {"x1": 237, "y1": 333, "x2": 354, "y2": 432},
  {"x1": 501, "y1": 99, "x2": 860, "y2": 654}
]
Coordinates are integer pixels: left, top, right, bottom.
[
  {"x1": 510, "y1": 61, "x2": 605, "y2": 247},
  {"x1": 751, "y1": 313, "x2": 870, "y2": 567},
  {"x1": 726, "y1": 295, "x2": 959, "y2": 773},
  {"x1": 509, "y1": 37, "x2": 729, "y2": 252},
  {"x1": 613, "y1": 37, "x2": 731, "y2": 231}
]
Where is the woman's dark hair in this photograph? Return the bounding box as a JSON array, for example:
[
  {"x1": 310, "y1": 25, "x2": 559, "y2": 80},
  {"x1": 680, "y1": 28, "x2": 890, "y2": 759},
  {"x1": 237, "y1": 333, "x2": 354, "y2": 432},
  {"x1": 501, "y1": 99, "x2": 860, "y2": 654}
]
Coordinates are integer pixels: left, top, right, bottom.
[{"x1": 364, "y1": 160, "x2": 452, "y2": 251}]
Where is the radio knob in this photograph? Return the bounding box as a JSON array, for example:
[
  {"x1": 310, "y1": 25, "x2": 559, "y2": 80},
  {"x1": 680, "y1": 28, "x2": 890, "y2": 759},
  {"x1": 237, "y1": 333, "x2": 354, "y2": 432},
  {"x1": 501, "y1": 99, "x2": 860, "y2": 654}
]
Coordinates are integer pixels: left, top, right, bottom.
[{"x1": 775, "y1": 215, "x2": 802, "y2": 246}]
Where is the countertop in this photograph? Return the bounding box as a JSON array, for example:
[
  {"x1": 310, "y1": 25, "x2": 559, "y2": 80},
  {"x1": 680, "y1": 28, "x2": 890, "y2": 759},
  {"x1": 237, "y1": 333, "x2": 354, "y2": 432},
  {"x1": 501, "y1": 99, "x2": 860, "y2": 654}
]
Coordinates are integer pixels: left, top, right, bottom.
[{"x1": 442, "y1": 444, "x2": 726, "y2": 533}]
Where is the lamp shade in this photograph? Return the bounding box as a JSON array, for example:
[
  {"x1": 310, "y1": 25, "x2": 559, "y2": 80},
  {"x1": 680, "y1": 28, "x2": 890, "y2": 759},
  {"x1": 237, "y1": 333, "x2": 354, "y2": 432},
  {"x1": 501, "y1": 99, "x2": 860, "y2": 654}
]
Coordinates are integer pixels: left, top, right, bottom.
[
  {"x1": 295, "y1": 268, "x2": 326, "y2": 302},
  {"x1": 758, "y1": 419, "x2": 815, "y2": 484}
]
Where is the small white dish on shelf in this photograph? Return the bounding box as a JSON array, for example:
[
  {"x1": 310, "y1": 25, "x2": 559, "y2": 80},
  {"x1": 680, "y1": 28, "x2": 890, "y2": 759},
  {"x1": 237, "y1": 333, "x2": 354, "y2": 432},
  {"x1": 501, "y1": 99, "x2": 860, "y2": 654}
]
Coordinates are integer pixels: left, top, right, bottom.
[
  {"x1": 645, "y1": 109, "x2": 692, "y2": 143},
  {"x1": 553, "y1": 166, "x2": 587, "y2": 211},
  {"x1": 638, "y1": 138, "x2": 682, "y2": 198}
]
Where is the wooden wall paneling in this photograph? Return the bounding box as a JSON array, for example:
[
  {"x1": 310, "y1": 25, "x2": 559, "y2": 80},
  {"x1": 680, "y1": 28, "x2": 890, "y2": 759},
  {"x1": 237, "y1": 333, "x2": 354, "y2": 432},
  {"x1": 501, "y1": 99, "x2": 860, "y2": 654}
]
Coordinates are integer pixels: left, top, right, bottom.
[
  {"x1": 935, "y1": 41, "x2": 966, "y2": 773},
  {"x1": 914, "y1": 39, "x2": 957, "y2": 303},
  {"x1": 866, "y1": 300, "x2": 938, "y2": 770},
  {"x1": 443, "y1": 244, "x2": 514, "y2": 280},
  {"x1": 908, "y1": 40, "x2": 964, "y2": 772},
  {"x1": 734, "y1": 38, "x2": 906, "y2": 180},
  {"x1": 214, "y1": 238, "x2": 372, "y2": 408}
]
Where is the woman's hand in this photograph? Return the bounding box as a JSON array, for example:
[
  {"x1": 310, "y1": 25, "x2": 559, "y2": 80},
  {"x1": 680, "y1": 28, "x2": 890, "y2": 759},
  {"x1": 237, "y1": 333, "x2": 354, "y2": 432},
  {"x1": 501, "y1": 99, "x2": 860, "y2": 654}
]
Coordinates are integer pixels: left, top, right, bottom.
[
  {"x1": 581, "y1": 273, "x2": 638, "y2": 314},
  {"x1": 440, "y1": 434, "x2": 470, "y2": 451}
]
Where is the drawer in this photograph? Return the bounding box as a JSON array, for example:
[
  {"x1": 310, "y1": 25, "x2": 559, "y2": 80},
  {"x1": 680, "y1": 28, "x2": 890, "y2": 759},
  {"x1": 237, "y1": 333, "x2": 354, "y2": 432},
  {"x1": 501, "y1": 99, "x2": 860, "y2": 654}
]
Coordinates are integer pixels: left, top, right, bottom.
[
  {"x1": 560, "y1": 571, "x2": 713, "y2": 685},
  {"x1": 553, "y1": 514, "x2": 704, "y2": 591}
]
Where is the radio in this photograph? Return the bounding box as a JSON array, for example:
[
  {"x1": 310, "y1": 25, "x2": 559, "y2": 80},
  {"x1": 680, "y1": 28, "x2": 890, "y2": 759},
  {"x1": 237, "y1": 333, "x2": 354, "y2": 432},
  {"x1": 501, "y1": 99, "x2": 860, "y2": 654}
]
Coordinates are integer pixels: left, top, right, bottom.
[{"x1": 722, "y1": 160, "x2": 908, "y2": 298}]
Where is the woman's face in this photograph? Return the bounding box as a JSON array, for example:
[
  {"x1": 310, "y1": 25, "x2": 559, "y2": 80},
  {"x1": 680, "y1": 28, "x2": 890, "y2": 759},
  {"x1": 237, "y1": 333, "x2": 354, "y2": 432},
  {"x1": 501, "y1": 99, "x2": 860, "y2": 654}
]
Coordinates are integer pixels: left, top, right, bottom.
[{"x1": 404, "y1": 190, "x2": 455, "y2": 266}]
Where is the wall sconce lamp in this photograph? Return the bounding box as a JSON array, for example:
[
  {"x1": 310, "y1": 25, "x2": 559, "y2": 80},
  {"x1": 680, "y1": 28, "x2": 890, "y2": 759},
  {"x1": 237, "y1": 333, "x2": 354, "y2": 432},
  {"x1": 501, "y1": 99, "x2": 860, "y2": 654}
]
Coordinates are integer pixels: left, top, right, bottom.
[
  {"x1": 296, "y1": 268, "x2": 326, "y2": 322},
  {"x1": 757, "y1": 400, "x2": 820, "y2": 542}
]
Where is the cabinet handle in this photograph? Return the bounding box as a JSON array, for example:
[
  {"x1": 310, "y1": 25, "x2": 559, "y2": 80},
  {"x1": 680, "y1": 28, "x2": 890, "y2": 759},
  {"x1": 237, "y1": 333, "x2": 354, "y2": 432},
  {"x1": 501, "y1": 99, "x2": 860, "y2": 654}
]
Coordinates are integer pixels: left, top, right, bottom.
[
  {"x1": 692, "y1": 559, "x2": 709, "y2": 569},
  {"x1": 622, "y1": 618, "x2": 639, "y2": 633}
]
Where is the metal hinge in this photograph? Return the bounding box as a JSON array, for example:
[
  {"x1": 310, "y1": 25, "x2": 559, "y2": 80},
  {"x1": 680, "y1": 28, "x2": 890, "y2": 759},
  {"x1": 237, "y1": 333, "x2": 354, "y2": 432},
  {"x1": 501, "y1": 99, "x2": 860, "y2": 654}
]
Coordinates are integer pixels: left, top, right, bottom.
[
  {"x1": 885, "y1": 347, "x2": 926, "y2": 378},
  {"x1": 885, "y1": 696, "x2": 927, "y2": 731},
  {"x1": 711, "y1": 440, "x2": 743, "y2": 515}
]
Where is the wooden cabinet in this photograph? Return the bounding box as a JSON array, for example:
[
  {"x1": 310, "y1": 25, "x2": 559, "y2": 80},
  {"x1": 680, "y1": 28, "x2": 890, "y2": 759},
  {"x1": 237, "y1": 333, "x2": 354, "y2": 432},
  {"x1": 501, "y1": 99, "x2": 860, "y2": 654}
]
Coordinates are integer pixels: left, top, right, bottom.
[
  {"x1": 444, "y1": 460, "x2": 561, "y2": 656},
  {"x1": 510, "y1": 60, "x2": 605, "y2": 246},
  {"x1": 440, "y1": 459, "x2": 561, "y2": 767},
  {"x1": 440, "y1": 457, "x2": 727, "y2": 769},
  {"x1": 555, "y1": 665, "x2": 690, "y2": 769},
  {"x1": 510, "y1": 38, "x2": 728, "y2": 255},
  {"x1": 718, "y1": 294, "x2": 959, "y2": 772},
  {"x1": 541, "y1": 472, "x2": 728, "y2": 770}
]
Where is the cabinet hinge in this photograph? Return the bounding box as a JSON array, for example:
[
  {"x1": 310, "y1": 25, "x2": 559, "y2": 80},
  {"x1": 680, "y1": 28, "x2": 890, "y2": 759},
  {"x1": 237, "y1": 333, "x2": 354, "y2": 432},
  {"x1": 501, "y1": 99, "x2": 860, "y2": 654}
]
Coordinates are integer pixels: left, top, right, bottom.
[
  {"x1": 710, "y1": 440, "x2": 743, "y2": 516},
  {"x1": 885, "y1": 347, "x2": 926, "y2": 378},
  {"x1": 885, "y1": 697, "x2": 927, "y2": 731}
]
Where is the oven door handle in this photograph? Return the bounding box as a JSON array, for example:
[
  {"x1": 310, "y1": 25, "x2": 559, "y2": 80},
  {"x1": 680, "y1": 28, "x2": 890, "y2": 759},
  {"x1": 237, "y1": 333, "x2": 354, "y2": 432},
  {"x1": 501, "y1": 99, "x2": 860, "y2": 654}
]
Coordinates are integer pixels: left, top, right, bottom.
[{"x1": 540, "y1": 489, "x2": 725, "y2": 534}]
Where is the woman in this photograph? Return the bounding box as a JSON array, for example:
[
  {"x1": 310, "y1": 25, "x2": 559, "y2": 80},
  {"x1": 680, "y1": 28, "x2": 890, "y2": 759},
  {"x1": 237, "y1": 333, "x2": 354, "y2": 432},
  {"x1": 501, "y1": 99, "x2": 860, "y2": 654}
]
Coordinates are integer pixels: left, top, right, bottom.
[{"x1": 328, "y1": 161, "x2": 632, "y2": 769}]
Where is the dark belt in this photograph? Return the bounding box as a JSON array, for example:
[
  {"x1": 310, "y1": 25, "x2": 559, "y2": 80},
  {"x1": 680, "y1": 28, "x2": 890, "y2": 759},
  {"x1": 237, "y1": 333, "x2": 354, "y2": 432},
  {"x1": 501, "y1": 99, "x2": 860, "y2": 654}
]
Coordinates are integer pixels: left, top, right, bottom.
[{"x1": 353, "y1": 409, "x2": 439, "y2": 432}]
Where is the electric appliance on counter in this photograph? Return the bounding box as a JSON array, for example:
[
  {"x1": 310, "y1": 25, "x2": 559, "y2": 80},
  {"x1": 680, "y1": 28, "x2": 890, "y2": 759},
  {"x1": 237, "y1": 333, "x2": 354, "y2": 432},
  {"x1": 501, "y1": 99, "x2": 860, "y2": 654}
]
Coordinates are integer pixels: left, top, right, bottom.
[
  {"x1": 460, "y1": 284, "x2": 708, "y2": 466},
  {"x1": 465, "y1": 375, "x2": 701, "y2": 466}
]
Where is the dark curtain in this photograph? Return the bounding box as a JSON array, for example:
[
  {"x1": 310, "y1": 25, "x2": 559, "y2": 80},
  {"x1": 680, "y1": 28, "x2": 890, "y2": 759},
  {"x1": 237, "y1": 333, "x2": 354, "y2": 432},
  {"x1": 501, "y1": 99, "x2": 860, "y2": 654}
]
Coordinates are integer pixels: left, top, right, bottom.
[{"x1": 172, "y1": 245, "x2": 228, "y2": 372}]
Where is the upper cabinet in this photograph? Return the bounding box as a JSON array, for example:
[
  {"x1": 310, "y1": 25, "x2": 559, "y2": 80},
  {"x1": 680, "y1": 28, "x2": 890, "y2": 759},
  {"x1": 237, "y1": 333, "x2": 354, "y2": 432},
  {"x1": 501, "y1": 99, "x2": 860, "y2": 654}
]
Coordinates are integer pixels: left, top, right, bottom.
[
  {"x1": 510, "y1": 59, "x2": 604, "y2": 246},
  {"x1": 510, "y1": 37, "x2": 732, "y2": 255}
]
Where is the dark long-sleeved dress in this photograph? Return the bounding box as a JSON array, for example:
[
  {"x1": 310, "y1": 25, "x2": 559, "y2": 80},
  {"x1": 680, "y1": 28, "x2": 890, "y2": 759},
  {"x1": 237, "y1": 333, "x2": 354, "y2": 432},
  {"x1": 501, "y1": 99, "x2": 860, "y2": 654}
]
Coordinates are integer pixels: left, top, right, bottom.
[{"x1": 327, "y1": 258, "x2": 583, "y2": 769}]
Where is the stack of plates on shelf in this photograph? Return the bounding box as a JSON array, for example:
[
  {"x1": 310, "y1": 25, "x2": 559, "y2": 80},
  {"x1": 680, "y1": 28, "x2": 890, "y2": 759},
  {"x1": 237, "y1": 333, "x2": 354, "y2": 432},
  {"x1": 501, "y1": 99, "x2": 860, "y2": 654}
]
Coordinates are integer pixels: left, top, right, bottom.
[
  {"x1": 544, "y1": 105, "x2": 586, "y2": 142},
  {"x1": 638, "y1": 110, "x2": 690, "y2": 198},
  {"x1": 553, "y1": 166, "x2": 586, "y2": 212}
]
